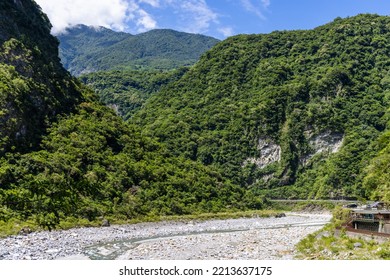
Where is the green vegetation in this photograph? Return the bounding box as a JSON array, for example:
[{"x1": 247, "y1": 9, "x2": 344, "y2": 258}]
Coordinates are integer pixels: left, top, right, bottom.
[
  {"x1": 80, "y1": 68, "x2": 188, "y2": 119},
  {"x1": 58, "y1": 25, "x2": 220, "y2": 76},
  {"x1": 133, "y1": 14, "x2": 390, "y2": 201},
  {"x1": 362, "y1": 130, "x2": 390, "y2": 204},
  {"x1": 270, "y1": 200, "x2": 337, "y2": 212}
]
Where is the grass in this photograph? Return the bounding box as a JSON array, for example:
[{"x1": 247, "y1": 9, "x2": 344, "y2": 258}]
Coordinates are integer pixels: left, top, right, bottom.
[
  {"x1": 296, "y1": 229, "x2": 390, "y2": 260},
  {"x1": 0, "y1": 218, "x2": 40, "y2": 238}
]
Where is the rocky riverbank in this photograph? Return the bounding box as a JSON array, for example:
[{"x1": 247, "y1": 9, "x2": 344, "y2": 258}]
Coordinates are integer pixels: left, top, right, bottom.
[{"x1": 0, "y1": 213, "x2": 331, "y2": 260}]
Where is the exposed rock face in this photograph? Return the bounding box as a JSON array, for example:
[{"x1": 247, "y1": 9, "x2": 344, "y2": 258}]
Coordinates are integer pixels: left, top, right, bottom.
[
  {"x1": 242, "y1": 132, "x2": 344, "y2": 184},
  {"x1": 310, "y1": 131, "x2": 343, "y2": 154},
  {"x1": 243, "y1": 138, "x2": 282, "y2": 169},
  {"x1": 301, "y1": 131, "x2": 344, "y2": 165}
]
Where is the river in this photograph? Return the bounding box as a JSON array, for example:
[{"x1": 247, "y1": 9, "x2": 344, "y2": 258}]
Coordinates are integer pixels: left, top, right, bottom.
[{"x1": 0, "y1": 212, "x2": 331, "y2": 260}]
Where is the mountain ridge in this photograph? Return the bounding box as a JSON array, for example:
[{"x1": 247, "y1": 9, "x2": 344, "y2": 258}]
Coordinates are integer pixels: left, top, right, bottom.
[{"x1": 58, "y1": 25, "x2": 220, "y2": 76}]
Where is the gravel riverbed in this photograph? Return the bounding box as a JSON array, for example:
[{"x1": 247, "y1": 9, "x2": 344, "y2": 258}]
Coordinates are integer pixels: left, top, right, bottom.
[{"x1": 0, "y1": 213, "x2": 331, "y2": 260}]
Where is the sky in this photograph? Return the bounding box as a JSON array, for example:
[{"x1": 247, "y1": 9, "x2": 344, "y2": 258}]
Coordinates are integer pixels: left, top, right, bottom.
[{"x1": 35, "y1": 0, "x2": 390, "y2": 39}]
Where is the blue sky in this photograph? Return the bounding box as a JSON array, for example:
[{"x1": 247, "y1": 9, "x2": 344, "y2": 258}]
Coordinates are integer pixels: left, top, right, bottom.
[{"x1": 35, "y1": 0, "x2": 390, "y2": 38}]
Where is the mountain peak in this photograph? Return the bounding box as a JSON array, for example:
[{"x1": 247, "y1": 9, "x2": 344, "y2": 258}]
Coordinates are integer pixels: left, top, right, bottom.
[
  {"x1": 57, "y1": 26, "x2": 220, "y2": 75},
  {"x1": 61, "y1": 24, "x2": 130, "y2": 36}
]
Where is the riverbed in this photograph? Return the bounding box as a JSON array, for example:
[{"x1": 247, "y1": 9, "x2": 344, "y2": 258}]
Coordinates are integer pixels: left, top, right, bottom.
[{"x1": 0, "y1": 212, "x2": 331, "y2": 260}]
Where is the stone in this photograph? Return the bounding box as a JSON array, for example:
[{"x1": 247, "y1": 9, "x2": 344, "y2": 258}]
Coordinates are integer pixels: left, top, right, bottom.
[
  {"x1": 19, "y1": 227, "x2": 32, "y2": 235},
  {"x1": 46, "y1": 249, "x2": 60, "y2": 254},
  {"x1": 275, "y1": 213, "x2": 286, "y2": 218},
  {"x1": 301, "y1": 131, "x2": 344, "y2": 165},
  {"x1": 56, "y1": 254, "x2": 91, "y2": 260},
  {"x1": 354, "y1": 242, "x2": 362, "y2": 248},
  {"x1": 101, "y1": 219, "x2": 110, "y2": 227},
  {"x1": 242, "y1": 138, "x2": 281, "y2": 169}
]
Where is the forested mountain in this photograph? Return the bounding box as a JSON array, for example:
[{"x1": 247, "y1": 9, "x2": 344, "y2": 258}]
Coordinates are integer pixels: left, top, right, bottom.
[
  {"x1": 133, "y1": 14, "x2": 390, "y2": 202},
  {"x1": 0, "y1": 0, "x2": 252, "y2": 231},
  {"x1": 80, "y1": 68, "x2": 188, "y2": 119},
  {"x1": 58, "y1": 25, "x2": 220, "y2": 76}
]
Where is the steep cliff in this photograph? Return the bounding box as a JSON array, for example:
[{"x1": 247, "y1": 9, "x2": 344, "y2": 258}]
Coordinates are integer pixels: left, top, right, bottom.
[{"x1": 0, "y1": 0, "x2": 83, "y2": 154}]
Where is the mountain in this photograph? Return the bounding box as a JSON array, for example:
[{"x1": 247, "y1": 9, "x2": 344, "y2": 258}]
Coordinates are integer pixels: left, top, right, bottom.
[
  {"x1": 1, "y1": 1, "x2": 388, "y2": 234},
  {"x1": 57, "y1": 25, "x2": 220, "y2": 76},
  {"x1": 133, "y1": 14, "x2": 390, "y2": 202},
  {"x1": 0, "y1": 0, "x2": 252, "y2": 231}
]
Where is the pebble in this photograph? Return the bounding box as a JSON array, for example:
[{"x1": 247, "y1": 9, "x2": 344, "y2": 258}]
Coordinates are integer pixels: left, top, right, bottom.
[{"x1": 0, "y1": 213, "x2": 331, "y2": 260}]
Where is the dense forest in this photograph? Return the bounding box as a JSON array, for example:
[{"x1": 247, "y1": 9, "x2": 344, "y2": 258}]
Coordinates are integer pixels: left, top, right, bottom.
[
  {"x1": 58, "y1": 25, "x2": 219, "y2": 76},
  {"x1": 80, "y1": 68, "x2": 189, "y2": 119},
  {"x1": 0, "y1": 0, "x2": 389, "y2": 231},
  {"x1": 132, "y1": 14, "x2": 390, "y2": 202}
]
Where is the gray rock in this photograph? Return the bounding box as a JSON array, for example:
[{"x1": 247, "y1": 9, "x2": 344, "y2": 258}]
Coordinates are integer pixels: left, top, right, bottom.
[
  {"x1": 56, "y1": 254, "x2": 91, "y2": 260},
  {"x1": 46, "y1": 249, "x2": 61, "y2": 254},
  {"x1": 101, "y1": 219, "x2": 110, "y2": 227},
  {"x1": 19, "y1": 227, "x2": 32, "y2": 235},
  {"x1": 275, "y1": 213, "x2": 286, "y2": 218},
  {"x1": 354, "y1": 242, "x2": 362, "y2": 248},
  {"x1": 316, "y1": 231, "x2": 330, "y2": 239},
  {"x1": 242, "y1": 138, "x2": 282, "y2": 169}
]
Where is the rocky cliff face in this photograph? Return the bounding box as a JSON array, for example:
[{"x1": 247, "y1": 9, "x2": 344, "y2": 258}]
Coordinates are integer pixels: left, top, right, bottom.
[
  {"x1": 243, "y1": 132, "x2": 344, "y2": 183},
  {"x1": 0, "y1": 0, "x2": 83, "y2": 154},
  {"x1": 243, "y1": 138, "x2": 282, "y2": 169}
]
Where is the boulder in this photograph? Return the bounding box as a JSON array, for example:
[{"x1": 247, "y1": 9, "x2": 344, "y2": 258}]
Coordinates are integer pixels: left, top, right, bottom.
[
  {"x1": 275, "y1": 213, "x2": 286, "y2": 218},
  {"x1": 19, "y1": 227, "x2": 32, "y2": 235},
  {"x1": 101, "y1": 219, "x2": 110, "y2": 227}
]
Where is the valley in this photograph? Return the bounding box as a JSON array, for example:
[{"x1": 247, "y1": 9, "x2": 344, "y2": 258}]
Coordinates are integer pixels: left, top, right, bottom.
[{"x1": 0, "y1": 0, "x2": 389, "y2": 260}]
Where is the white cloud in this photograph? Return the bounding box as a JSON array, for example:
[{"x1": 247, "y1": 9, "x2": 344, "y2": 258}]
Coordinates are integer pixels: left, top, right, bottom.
[
  {"x1": 35, "y1": 0, "x2": 131, "y2": 33},
  {"x1": 262, "y1": 0, "x2": 271, "y2": 9},
  {"x1": 35, "y1": 0, "x2": 159, "y2": 34},
  {"x1": 218, "y1": 27, "x2": 234, "y2": 37},
  {"x1": 168, "y1": 0, "x2": 219, "y2": 34},
  {"x1": 136, "y1": 9, "x2": 157, "y2": 31},
  {"x1": 35, "y1": 0, "x2": 220, "y2": 36},
  {"x1": 240, "y1": 0, "x2": 266, "y2": 19},
  {"x1": 139, "y1": 0, "x2": 160, "y2": 7}
]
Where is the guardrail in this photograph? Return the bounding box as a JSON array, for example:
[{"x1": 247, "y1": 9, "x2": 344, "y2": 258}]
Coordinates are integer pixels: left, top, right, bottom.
[{"x1": 352, "y1": 218, "x2": 380, "y2": 223}]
